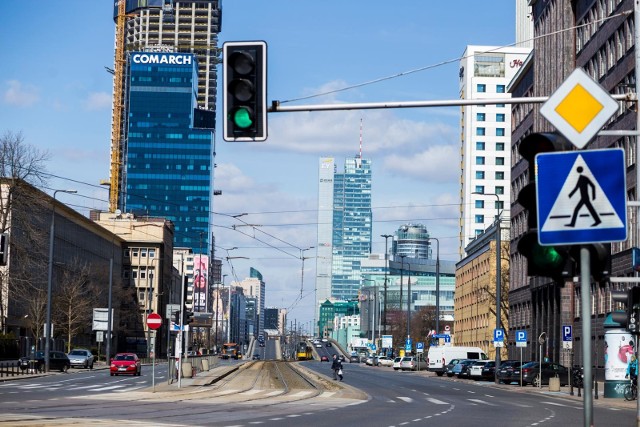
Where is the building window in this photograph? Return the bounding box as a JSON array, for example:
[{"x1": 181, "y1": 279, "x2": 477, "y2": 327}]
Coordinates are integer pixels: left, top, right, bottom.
[
  {"x1": 477, "y1": 113, "x2": 486, "y2": 121},
  {"x1": 496, "y1": 200, "x2": 504, "y2": 210},
  {"x1": 476, "y1": 171, "x2": 485, "y2": 179},
  {"x1": 496, "y1": 103, "x2": 505, "y2": 108},
  {"x1": 475, "y1": 185, "x2": 485, "y2": 194},
  {"x1": 149, "y1": 248, "x2": 156, "y2": 258},
  {"x1": 496, "y1": 128, "x2": 505, "y2": 136},
  {"x1": 476, "y1": 156, "x2": 485, "y2": 165},
  {"x1": 475, "y1": 229, "x2": 483, "y2": 236},
  {"x1": 496, "y1": 142, "x2": 505, "y2": 151},
  {"x1": 475, "y1": 200, "x2": 485, "y2": 208},
  {"x1": 476, "y1": 142, "x2": 485, "y2": 150},
  {"x1": 476, "y1": 128, "x2": 486, "y2": 136},
  {"x1": 496, "y1": 113, "x2": 505, "y2": 122},
  {"x1": 495, "y1": 171, "x2": 505, "y2": 180},
  {"x1": 496, "y1": 186, "x2": 505, "y2": 195},
  {"x1": 475, "y1": 215, "x2": 485, "y2": 223},
  {"x1": 496, "y1": 84, "x2": 506, "y2": 93},
  {"x1": 496, "y1": 157, "x2": 505, "y2": 165},
  {"x1": 477, "y1": 84, "x2": 486, "y2": 92}
]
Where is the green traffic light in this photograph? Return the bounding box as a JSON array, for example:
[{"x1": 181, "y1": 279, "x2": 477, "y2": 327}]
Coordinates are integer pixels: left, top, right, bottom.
[
  {"x1": 531, "y1": 244, "x2": 564, "y2": 269},
  {"x1": 232, "y1": 107, "x2": 254, "y2": 129}
]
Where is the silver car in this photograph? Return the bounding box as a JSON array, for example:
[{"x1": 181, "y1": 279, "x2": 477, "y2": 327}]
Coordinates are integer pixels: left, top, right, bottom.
[{"x1": 68, "y1": 348, "x2": 95, "y2": 369}]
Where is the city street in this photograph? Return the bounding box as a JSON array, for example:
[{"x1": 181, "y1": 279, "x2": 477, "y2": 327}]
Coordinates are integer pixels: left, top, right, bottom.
[{"x1": 0, "y1": 359, "x2": 635, "y2": 426}]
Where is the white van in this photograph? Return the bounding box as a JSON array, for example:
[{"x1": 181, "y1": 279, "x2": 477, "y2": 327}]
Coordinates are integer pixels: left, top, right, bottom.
[{"x1": 427, "y1": 346, "x2": 488, "y2": 376}]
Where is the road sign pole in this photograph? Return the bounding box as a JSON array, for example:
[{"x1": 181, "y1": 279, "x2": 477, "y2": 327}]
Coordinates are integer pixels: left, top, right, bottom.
[{"x1": 580, "y1": 246, "x2": 593, "y2": 427}]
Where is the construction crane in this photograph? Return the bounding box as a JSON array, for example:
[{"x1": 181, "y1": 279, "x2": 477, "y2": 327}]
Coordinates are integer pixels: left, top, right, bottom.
[{"x1": 107, "y1": 0, "x2": 126, "y2": 213}]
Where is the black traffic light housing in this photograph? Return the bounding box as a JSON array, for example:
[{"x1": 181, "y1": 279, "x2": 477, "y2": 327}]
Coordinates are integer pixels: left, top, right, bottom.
[
  {"x1": 172, "y1": 310, "x2": 181, "y2": 325},
  {"x1": 184, "y1": 309, "x2": 195, "y2": 325},
  {"x1": 612, "y1": 287, "x2": 640, "y2": 334},
  {"x1": 569, "y1": 243, "x2": 612, "y2": 286},
  {"x1": 0, "y1": 233, "x2": 8, "y2": 266},
  {"x1": 516, "y1": 132, "x2": 574, "y2": 285},
  {"x1": 223, "y1": 41, "x2": 267, "y2": 142}
]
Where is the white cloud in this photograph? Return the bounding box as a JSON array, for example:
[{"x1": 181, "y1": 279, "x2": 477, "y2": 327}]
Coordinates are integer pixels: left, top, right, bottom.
[
  {"x1": 3, "y1": 80, "x2": 39, "y2": 107},
  {"x1": 84, "y1": 92, "x2": 112, "y2": 111},
  {"x1": 383, "y1": 143, "x2": 459, "y2": 183}
]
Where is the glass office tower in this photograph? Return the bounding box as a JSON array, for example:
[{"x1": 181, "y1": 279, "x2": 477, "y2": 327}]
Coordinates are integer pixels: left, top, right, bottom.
[
  {"x1": 316, "y1": 156, "x2": 372, "y2": 304},
  {"x1": 125, "y1": 51, "x2": 212, "y2": 250}
]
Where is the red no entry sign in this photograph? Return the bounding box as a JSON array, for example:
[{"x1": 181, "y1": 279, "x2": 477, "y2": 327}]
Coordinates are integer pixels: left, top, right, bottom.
[{"x1": 147, "y1": 313, "x2": 162, "y2": 330}]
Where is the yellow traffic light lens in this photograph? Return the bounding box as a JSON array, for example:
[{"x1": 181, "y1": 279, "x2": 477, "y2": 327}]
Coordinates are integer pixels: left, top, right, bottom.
[{"x1": 232, "y1": 107, "x2": 254, "y2": 129}]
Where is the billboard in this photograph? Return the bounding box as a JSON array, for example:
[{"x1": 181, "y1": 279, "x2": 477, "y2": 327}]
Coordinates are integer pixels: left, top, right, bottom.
[{"x1": 193, "y1": 255, "x2": 208, "y2": 312}]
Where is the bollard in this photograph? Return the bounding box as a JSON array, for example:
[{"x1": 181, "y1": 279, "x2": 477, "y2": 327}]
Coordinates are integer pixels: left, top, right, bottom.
[
  {"x1": 182, "y1": 361, "x2": 193, "y2": 378},
  {"x1": 202, "y1": 359, "x2": 209, "y2": 371},
  {"x1": 549, "y1": 376, "x2": 561, "y2": 392}
]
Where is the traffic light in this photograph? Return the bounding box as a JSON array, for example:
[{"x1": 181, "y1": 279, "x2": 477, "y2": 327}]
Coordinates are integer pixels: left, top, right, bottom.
[
  {"x1": 184, "y1": 309, "x2": 194, "y2": 325},
  {"x1": 0, "y1": 233, "x2": 8, "y2": 266},
  {"x1": 516, "y1": 132, "x2": 574, "y2": 284},
  {"x1": 223, "y1": 41, "x2": 267, "y2": 142},
  {"x1": 569, "y1": 243, "x2": 612, "y2": 286},
  {"x1": 612, "y1": 286, "x2": 640, "y2": 334},
  {"x1": 172, "y1": 310, "x2": 181, "y2": 325}
]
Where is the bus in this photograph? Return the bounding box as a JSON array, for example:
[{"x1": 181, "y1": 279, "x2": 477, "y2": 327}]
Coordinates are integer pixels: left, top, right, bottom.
[
  {"x1": 296, "y1": 341, "x2": 313, "y2": 360},
  {"x1": 221, "y1": 343, "x2": 239, "y2": 360}
]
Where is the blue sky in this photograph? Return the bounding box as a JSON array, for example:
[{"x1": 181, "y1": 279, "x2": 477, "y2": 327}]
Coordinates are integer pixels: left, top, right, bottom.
[{"x1": 1, "y1": 1, "x2": 517, "y2": 328}]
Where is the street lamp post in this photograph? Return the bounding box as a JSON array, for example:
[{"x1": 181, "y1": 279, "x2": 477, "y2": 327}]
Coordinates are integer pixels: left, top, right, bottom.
[
  {"x1": 398, "y1": 254, "x2": 406, "y2": 313},
  {"x1": 45, "y1": 189, "x2": 76, "y2": 373},
  {"x1": 381, "y1": 234, "x2": 393, "y2": 336},
  {"x1": 473, "y1": 191, "x2": 502, "y2": 382},
  {"x1": 406, "y1": 262, "x2": 411, "y2": 343},
  {"x1": 428, "y1": 237, "x2": 441, "y2": 335},
  {"x1": 225, "y1": 254, "x2": 248, "y2": 344}
]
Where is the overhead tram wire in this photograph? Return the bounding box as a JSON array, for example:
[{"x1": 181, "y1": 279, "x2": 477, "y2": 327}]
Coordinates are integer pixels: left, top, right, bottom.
[{"x1": 279, "y1": 10, "x2": 631, "y2": 105}]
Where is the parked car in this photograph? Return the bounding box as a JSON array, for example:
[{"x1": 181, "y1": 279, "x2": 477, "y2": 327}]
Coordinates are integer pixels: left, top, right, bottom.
[
  {"x1": 325, "y1": 342, "x2": 332, "y2": 347},
  {"x1": 376, "y1": 356, "x2": 394, "y2": 367},
  {"x1": 427, "y1": 346, "x2": 488, "y2": 376},
  {"x1": 392, "y1": 357, "x2": 402, "y2": 370},
  {"x1": 400, "y1": 356, "x2": 429, "y2": 371},
  {"x1": 520, "y1": 361, "x2": 568, "y2": 387},
  {"x1": 349, "y1": 354, "x2": 360, "y2": 363},
  {"x1": 110, "y1": 353, "x2": 141, "y2": 376},
  {"x1": 445, "y1": 358, "x2": 462, "y2": 377},
  {"x1": 496, "y1": 360, "x2": 527, "y2": 384},
  {"x1": 480, "y1": 360, "x2": 497, "y2": 381},
  {"x1": 67, "y1": 348, "x2": 95, "y2": 369},
  {"x1": 19, "y1": 351, "x2": 70, "y2": 373},
  {"x1": 452, "y1": 359, "x2": 477, "y2": 379},
  {"x1": 469, "y1": 360, "x2": 488, "y2": 380},
  {"x1": 365, "y1": 355, "x2": 377, "y2": 366},
  {"x1": 320, "y1": 355, "x2": 329, "y2": 362}
]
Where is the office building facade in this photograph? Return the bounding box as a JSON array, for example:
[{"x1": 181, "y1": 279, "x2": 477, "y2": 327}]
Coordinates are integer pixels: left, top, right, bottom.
[
  {"x1": 458, "y1": 45, "x2": 531, "y2": 257},
  {"x1": 316, "y1": 156, "x2": 373, "y2": 306}
]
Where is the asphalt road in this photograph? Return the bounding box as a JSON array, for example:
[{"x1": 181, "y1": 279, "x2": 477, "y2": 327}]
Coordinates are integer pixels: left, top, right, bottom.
[{"x1": 0, "y1": 358, "x2": 635, "y2": 426}]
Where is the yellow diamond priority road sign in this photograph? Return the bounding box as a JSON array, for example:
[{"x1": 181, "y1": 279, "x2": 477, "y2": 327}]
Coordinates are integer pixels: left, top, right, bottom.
[{"x1": 540, "y1": 68, "x2": 618, "y2": 149}]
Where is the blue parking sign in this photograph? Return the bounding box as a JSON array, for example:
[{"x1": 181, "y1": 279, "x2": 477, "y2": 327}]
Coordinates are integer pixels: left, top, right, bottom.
[
  {"x1": 562, "y1": 325, "x2": 572, "y2": 341},
  {"x1": 494, "y1": 328, "x2": 505, "y2": 342},
  {"x1": 516, "y1": 330, "x2": 527, "y2": 343}
]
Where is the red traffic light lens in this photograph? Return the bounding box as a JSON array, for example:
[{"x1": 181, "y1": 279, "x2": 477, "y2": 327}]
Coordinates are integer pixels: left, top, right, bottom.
[{"x1": 229, "y1": 51, "x2": 255, "y2": 75}]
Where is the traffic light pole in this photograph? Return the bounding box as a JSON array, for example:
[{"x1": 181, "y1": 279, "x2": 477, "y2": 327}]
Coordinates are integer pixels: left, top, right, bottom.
[{"x1": 580, "y1": 247, "x2": 593, "y2": 427}]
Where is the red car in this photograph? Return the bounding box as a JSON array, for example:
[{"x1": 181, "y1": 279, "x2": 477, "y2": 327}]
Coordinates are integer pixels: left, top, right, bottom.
[{"x1": 110, "y1": 353, "x2": 141, "y2": 376}]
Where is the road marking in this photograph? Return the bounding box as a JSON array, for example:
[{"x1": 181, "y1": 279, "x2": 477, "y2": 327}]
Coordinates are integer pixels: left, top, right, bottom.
[
  {"x1": 397, "y1": 397, "x2": 413, "y2": 403},
  {"x1": 426, "y1": 398, "x2": 448, "y2": 405},
  {"x1": 85, "y1": 385, "x2": 124, "y2": 392},
  {"x1": 541, "y1": 401, "x2": 570, "y2": 407},
  {"x1": 468, "y1": 399, "x2": 497, "y2": 406}
]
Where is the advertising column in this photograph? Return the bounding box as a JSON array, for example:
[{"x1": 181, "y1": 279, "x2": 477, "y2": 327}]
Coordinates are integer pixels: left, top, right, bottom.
[{"x1": 604, "y1": 328, "x2": 635, "y2": 398}]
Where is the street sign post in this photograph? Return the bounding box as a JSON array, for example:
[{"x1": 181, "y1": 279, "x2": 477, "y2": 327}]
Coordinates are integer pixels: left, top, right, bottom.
[
  {"x1": 146, "y1": 312, "x2": 162, "y2": 392},
  {"x1": 493, "y1": 328, "x2": 505, "y2": 348},
  {"x1": 536, "y1": 148, "x2": 627, "y2": 246}
]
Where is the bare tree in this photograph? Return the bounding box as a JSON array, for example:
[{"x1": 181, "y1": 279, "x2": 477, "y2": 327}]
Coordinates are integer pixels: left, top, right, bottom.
[{"x1": 52, "y1": 261, "x2": 100, "y2": 352}]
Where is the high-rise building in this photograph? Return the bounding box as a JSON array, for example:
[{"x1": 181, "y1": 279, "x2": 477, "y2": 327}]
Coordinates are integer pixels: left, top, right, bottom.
[
  {"x1": 458, "y1": 45, "x2": 531, "y2": 257},
  {"x1": 316, "y1": 156, "x2": 372, "y2": 307},
  {"x1": 110, "y1": 1, "x2": 221, "y2": 253},
  {"x1": 124, "y1": 51, "x2": 212, "y2": 251}
]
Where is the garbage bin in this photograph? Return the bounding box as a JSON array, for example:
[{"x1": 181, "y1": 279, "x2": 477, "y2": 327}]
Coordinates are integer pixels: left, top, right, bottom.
[
  {"x1": 202, "y1": 359, "x2": 209, "y2": 371},
  {"x1": 182, "y1": 361, "x2": 193, "y2": 378},
  {"x1": 549, "y1": 376, "x2": 561, "y2": 392}
]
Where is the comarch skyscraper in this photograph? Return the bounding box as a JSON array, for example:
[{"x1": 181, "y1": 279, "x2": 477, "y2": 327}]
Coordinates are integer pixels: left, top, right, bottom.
[
  {"x1": 110, "y1": 1, "x2": 221, "y2": 252},
  {"x1": 316, "y1": 156, "x2": 372, "y2": 308}
]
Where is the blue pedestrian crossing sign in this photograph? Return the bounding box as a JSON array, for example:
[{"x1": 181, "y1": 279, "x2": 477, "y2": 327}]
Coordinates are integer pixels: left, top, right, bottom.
[{"x1": 536, "y1": 148, "x2": 627, "y2": 245}]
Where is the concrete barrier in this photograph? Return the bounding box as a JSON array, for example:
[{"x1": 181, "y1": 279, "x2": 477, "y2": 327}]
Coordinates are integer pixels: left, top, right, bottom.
[
  {"x1": 182, "y1": 362, "x2": 193, "y2": 378},
  {"x1": 202, "y1": 359, "x2": 209, "y2": 371},
  {"x1": 549, "y1": 376, "x2": 561, "y2": 392}
]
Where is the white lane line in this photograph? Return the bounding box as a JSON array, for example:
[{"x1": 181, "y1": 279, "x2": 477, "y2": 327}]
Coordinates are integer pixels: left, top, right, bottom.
[
  {"x1": 397, "y1": 397, "x2": 413, "y2": 403},
  {"x1": 468, "y1": 398, "x2": 497, "y2": 406},
  {"x1": 426, "y1": 397, "x2": 448, "y2": 405},
  {"x1": 541, "y1": 401, "x2": 570, "y2": 407},
  {"x1": 84, "y1": 385, "x2": 124, "y2": 392}
]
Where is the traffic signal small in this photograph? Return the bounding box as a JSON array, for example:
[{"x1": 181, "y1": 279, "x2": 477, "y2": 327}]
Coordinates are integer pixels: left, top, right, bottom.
[
  {"x1": 612, "y1": 286, "x2": 640, "y2": 334},
  {"x1": 516, "y1": 132, "x2": 574, "y2": 285},
  {"x1": 223, "y1": 41, "x2": 267, "y2": 142},
  {"x1": 172, "y1": 310, "x2": 181, "y2": 325},
  {"x1": 184, "y1": 310, "x2": 195, "y2": 325},
  {"x1": 0, "y1": 233, "x2": 8, "y2": 266}
]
